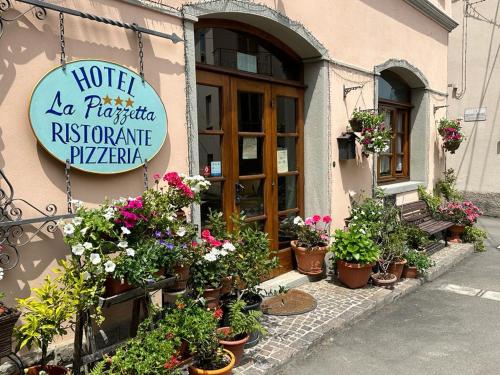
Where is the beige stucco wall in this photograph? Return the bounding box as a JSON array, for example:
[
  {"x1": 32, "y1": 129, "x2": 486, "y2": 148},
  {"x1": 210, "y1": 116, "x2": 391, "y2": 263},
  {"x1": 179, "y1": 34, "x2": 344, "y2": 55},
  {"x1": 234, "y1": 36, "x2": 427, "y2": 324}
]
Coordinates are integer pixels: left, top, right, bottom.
[
  {"x1": 447, "y1": 0, "x2": 500, "y2": 216},
  {"x1": 0, "y1": 0, "x2": 451, "y2": 314}
]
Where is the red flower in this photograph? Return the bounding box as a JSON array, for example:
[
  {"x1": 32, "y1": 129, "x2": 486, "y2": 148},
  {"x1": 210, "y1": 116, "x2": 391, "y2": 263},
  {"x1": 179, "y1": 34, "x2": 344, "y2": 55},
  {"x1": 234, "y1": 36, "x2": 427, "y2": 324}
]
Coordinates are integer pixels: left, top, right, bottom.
[
  {"x1": 164, "y1": 356, "x2": 181, "y2": 369},
  {"x1": 322, "y1": 215, "x2": 332, "y2": 224},
  {"x1": 201, "y1": 229, "x2": 211, "y2": 239},
  {"x1": 166, "y1": 332, "x2": 174, "y2": 340},
  {"x1": 312, "y1": 215, "x2": 321, "y2": 223},
  {"x1": 213, "y1": 307, "x2": 223, "y2": 319}
]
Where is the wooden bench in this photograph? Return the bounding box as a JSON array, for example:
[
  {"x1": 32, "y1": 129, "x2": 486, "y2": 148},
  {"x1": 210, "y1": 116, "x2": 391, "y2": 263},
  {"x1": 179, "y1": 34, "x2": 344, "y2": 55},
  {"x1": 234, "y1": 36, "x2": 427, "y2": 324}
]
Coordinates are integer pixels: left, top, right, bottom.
[{"x1": 400, "y1": 200, "x2": 454, "y2": 253}]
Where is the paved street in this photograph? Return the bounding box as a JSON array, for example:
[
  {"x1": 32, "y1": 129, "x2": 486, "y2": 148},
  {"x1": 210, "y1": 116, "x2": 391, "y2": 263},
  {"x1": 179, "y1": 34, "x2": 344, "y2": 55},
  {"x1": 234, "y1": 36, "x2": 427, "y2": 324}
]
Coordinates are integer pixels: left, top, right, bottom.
[{"x1": 280, "y1": 217, "x2": 500, "y2": 375}]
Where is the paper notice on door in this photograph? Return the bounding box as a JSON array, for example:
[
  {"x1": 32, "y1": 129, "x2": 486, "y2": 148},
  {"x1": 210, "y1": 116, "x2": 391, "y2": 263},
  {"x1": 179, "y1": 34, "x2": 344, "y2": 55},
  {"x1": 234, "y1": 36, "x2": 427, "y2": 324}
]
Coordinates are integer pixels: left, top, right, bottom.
[
  {"x1": 242, "y1": 137, "x2": 257, "y2": 159},
  {"x1": 277, "y1": 149, "x2": 288, "y2": 173}
]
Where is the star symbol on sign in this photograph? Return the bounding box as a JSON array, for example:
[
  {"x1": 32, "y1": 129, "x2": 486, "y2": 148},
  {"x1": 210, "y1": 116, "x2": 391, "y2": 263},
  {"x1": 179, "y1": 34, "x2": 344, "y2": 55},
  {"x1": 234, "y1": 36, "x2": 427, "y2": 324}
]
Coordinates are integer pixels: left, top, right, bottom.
[
  {"x1": 126, "y1": 97, "x2": 134, "y2": 107},
  {"x1": 102, "y1": 95, "x2": 112, "y2": 105},
  {"x1": 114, "y1": 96, "x2": 123, "y2": 106}
]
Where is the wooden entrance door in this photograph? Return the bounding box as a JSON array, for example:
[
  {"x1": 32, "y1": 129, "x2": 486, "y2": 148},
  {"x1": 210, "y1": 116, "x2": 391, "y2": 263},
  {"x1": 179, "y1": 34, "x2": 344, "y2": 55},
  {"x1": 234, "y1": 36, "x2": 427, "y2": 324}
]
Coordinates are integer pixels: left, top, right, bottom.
[{"x1": 196, "y1": 70, "x2": 303, "y2": 276}]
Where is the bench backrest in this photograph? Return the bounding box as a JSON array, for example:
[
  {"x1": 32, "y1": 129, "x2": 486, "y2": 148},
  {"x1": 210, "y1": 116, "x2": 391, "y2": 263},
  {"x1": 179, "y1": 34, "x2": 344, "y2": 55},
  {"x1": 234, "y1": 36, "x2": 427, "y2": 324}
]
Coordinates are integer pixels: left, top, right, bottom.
[{"x1": 400, "y1": 201, "x2": 433, "y2": 225}]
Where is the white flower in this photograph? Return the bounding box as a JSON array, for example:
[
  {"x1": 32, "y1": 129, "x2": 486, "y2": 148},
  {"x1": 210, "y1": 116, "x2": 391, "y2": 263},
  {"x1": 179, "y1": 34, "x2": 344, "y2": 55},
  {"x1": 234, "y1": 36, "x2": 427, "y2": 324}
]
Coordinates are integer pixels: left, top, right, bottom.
[
  {"x1": 203, "y1": 252, "x2": 218, "y2": 262},
  {"x1": 80, "y1": 227, "x2": 89, "y2": 235},
  {"x1": 126, "y1": 248, "x2": 135, "y2": 257},
  {"x1": 71, "y1": 199, "x2": 82, "y2": 208},
  {"x1": 104, "y1": 260, "x2": 116, "y2": 273},
  {"x1": 118, "y1": 241, "x2": 128, "y2": 249},
  {"x1": 104, "y1": 210, "x2": 114, "y2": 221},
  {"x1": 72, "y1": 244, "x2": 85, "y2": 256},
  {"x1": 83, "y1": 242, "x2": 93, "y2": 250},
  {"x1": 72, "y1": 217, "x2": 83, "y2": 226},
  {"x1": 219, "y1": 249, "x2": 228, "y2": 257},
  {"x1": 360, "y1": 228, "x2": 366, "y2": 235},
  {"x1": 222, "y1": 242, "x2": 236, "y2": 252},
  {"x1": 0, "y1": 267, "x2": 4, "y2": 281},
  {"x1": 177, "y1": 227, "x2": 186, "y2": 237},
  {"x1": 121, "y1": 226, "x2": 131, "y2": 235},
  {"x1": 293, "y1": 216, "x2": 305, "y2": 226},
  {"x1": 63, "y1": 223, "x2": 75, "y2": 236},
  {"x1": 57, "y1": 219, "x2": 66, "y2": 229},
  {"x1": 82, "y1": 271, "x2": 91, "y2": 281},
  {"x1": 89, "y1": 253, "x2": 101, "y2": 265}
]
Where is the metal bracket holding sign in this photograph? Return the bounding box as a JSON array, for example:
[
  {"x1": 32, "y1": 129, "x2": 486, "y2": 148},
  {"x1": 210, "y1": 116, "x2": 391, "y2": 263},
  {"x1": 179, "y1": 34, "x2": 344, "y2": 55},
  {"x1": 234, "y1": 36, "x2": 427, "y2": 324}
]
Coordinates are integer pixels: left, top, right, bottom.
[{"x1": 464, "y1": 107, "x2": 487, "y2": 122}]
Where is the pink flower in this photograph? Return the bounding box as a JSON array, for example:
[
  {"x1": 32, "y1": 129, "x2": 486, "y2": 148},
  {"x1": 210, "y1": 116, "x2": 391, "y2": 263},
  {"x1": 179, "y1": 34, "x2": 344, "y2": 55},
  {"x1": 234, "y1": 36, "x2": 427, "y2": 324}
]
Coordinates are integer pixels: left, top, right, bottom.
[
  {"x1": 304, "y1": 217, "x2": 314, "y2": 226},
  {"x1": 153, "y1": 173, "x2": 161, "y2": 181},
  {"x1": 322, "y1": 215, "x2": 332, "y2": 224},
  {"x1": 312, "y1": 215, "x2": 321, "y2": 223},
  {"x1": 201, "y1": 229, "x2": 211, "y2": 239}
]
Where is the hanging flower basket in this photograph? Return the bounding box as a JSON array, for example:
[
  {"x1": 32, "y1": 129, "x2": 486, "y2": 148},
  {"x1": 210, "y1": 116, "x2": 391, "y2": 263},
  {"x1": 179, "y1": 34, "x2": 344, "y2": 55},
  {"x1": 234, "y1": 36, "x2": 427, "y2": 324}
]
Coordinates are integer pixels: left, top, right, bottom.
[
  {"x1": 438, "y1": 119, "x2": 464, "y2": 154},
  {"x1": 0, "y1": 309, "x2": 21, "y2": 357}
]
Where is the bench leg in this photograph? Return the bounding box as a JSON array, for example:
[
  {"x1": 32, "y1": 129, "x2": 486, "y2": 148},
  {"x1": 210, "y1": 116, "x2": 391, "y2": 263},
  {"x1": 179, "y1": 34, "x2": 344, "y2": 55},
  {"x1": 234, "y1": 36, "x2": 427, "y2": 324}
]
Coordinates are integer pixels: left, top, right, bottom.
[{"x1": 444, "y1": 230, "x2": 448, "y2": 247}]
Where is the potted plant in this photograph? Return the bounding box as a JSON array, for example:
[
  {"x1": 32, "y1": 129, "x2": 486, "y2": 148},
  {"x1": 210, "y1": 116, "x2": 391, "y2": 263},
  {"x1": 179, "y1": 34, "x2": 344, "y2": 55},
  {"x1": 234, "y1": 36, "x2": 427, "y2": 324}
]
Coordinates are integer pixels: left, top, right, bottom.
[
  {"x1": 15, "y1": 274, "x2": 74, "y2": 374},
  {"x1": 330, "y1": 227, "x2": 380, "y2": 289},
  {"x1": 189, "y1": 229, "x2": 231, "y2": 308},
  {"x1": 373, "y1": 229, "x2": 407, "y2": 286},
  {"x1": 402, "y1": 249, "x2": 435, "y2": 278},
  {"x1": 438, "y1": 201, "x2": 482, "y2": 243},
  {"x1": 402, "y1": 224, "x2": 431, "y2": 251},
  {"x1": 288, "y1": 215, "x2": 332, "y2": 276},
  {"x1": 349, "y1": 109, "x2": 381, "y2": 132},
  {"x1": 438, "y1": 118, "x2": 464, "y2": 154},
  {"x1": 357, "y1": 112, "x2": 392, "y2": 154},
  {"x1": 217, "y1": 299, "x2": 266, "y2": 366},
  {"x1": 0, "y1": 291, "x2": 21, "y2": 364}
]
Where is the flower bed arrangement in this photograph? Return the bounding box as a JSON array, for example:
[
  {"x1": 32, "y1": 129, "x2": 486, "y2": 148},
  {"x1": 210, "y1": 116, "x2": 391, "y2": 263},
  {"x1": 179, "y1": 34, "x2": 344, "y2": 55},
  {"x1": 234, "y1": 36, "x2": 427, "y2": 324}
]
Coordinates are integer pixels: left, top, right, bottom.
[
  {"x1": 438, "y1": 118, "x2": 464, "y2": 154},
  {"x1": 438, "y1": 201, "x2": 482, "y2": 226}
]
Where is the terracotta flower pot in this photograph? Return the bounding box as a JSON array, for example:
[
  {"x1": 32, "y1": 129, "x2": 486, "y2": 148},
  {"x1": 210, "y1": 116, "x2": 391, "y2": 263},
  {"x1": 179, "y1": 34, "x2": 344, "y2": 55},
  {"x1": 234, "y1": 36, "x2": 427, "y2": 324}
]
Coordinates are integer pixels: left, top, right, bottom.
[
  {"x1": 291, "y1": 241, "x2": 328, "y2": 276},
  {"x1": 166, "y1": 264, "x2": 190, "y2": 292},
  {"x1": 221, "y1": 276, "x2": 233, "y2": 295},
  {"x1": 217, "y1": 327, "x2": 249, "y2": 366},
  {"x1": 104, "y1": 277, "x2": 133, "y2": 297},
  {"x1": 387, "y1": 258, "x2": 407, "y2": 280},
  {"x1": 401, "y1": 265, "x2": 419, "y2": 279},
  {"x1": 203, "y1": 286, "x2": 222, "y2": 309},
  {"x1": 188, "y1": 349, "x2": 235, "y2": 375},
  {"x1": 336, "y1": 259, "x2": 374, "y2": 289},
  {"x1": 371, "y1": 272, "x2": 397, "y2": 288},
  {"x1": 447, "y1": 224, "x2": 465, "y2": 243},
  {"x1": 25, "y1": 365, "x2": 69, "y2": 375},
  {"x1": 0, "y1": 309, "x2": 20, "y2": 357}
]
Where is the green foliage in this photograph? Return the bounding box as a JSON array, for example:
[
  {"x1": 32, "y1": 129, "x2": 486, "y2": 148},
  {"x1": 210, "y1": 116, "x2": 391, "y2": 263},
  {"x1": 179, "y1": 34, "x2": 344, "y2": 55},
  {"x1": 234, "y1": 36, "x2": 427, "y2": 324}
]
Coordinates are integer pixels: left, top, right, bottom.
[
  {"x1": 402, "y1": 224, "x2": 431, "y2": 251},
  {"x1": 16, "y1": 273, "x2": 75, "y2": 366},
  {"x1": 226, "y1": 299, "x2": 266, "y2": 339},
  {"x1": 0, "y1": 291, "x2": 4, "y2": 301},
  {"x1": 463, "y1": 226, "x2": 488, "y2": 252},
  {"x1": 330, "y1": 228, "x2": 380, "y2": 265},
  {"x1": 418, "y1": 185, "x2": 441, "y2": 213},
  {"x1": 403, "y1": 250, "x2": 435, "y2": 273},
  {"x1": 351, "y1": 110, "x2": 385, "y2": 127},
  {"x1": 286, "y1": 215, "x2": 331, "y2": 248},
  {"x1": 378, "y1": 227, "x2": 408, "y2": 274},
  {"x1": 435, "y1": 169, "x2": 463, "y2": 202}
]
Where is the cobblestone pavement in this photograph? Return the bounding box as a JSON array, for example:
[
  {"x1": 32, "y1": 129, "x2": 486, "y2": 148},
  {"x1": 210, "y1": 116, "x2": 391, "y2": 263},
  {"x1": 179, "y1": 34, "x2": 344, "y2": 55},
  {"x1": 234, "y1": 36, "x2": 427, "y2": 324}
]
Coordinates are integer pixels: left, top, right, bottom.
[{"x1": 234, "y1": 243, "x2": 474, "y2": 375}]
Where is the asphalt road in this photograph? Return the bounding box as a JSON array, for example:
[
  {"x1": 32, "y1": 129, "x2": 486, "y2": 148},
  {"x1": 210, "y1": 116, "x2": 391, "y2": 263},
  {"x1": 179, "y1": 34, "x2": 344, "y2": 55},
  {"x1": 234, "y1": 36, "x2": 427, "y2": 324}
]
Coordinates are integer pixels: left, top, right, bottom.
[{"x1": 280, "y1": 217, "x2": 500, "y2": 375}]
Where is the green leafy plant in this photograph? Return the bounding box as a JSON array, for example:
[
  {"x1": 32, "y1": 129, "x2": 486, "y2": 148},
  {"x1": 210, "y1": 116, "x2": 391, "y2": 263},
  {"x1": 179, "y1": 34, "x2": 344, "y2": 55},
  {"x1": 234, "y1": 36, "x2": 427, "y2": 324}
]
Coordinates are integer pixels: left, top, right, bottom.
[
  {"x1": 330, "y1": 227, "x2": 380, "y2": 265},
  {"x1": 435, "y1": 168, "x2": 463, "y2": 202},
  {"x1": 402, "y1": 224, "x2": 431, "y2": 251},
  {"x1": 15, "y1": 274, "x2": 75, "y2": 366},
  {"x1": 356, "y1": 110, "x2": 392, "y2": 154},
  {"x1": 403, "y1": 249, "x2": 435, "y2": 273},
  {"x1": 463, "y1": 226, "x2": 488, "y2": 252},
  {"x1": 418, "y1": 186, "x2": 441, "y2": 214},
  {"x1": 378, "y1": 227, "x2": 408, "y2": 274},
  {"x1": 222, "y1": 299, "x2": 266, "y2": 340}
]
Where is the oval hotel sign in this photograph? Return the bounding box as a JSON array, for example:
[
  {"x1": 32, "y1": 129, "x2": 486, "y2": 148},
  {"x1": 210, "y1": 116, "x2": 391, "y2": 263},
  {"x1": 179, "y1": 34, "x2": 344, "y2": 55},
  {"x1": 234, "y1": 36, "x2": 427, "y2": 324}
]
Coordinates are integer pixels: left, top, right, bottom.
[{"x1": 29, "y1": 60, "x2": 167, "y2": 174}]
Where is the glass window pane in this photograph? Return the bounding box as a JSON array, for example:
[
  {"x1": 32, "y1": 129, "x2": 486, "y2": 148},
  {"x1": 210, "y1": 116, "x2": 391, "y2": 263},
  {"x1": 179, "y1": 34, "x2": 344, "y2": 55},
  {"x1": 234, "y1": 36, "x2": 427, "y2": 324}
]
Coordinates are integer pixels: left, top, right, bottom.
[
  {"x1": 197, "y1": 85, "x2": 221, "y2": 130},
  {"x1": 378, "y1": 70, "x2": 410, "y2": 102},
  {"x1": 199, "y1": 135, "x2": 222, "y2": 176},
  {"x1": 278, "y1": 212, "x2": 298, "y2": 249},
  {"x1": 277, "y1": 137, "x2": 296, "y2": 172},
  {"x1": 238, "y1": 92, "x2": 263, "y2": 132},
  {"x1": 239, "y1": 179, "x2": 264, "y2": 218},
  {"x1": 397, "y1": 112, "x2": 404, "y2": 133},
  {"x1": 396, "y1": 156, "x2": 403, "y2": 173},
  {"x1": 277, "y1": 96, "x2": 296, "y2": 133},
  {"x1": 278, "y1": 176, "x2": 297, "y2": 211},
  {"x1": 396, "y1": 135, "x2": 403, "y2": 153},
  {"x1": 239, "y1": 137, "x2": 263, "y2": 175},
  {"x1": 201, "y1": 183, "x2": 223, "y2": 228},
  {"x1": 380, "y1": 156, "x2": 391, "y2": 176}
]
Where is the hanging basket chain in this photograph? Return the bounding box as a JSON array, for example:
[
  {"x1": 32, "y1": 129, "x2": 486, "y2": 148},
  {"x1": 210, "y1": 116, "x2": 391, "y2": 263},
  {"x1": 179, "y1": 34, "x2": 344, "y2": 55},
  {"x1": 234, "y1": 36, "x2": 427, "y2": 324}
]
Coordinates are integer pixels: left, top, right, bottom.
[
  {"x1": 135, "y1": 24, "x2": 145, "y2": 81},
  {"x1": 143, "y1": 158, "x2": 149, "y2": 190},
  {"x1": 59, "y1": 12, "x2": 66, "y2": 68},
  {"x1": 65, "y1": 160, "x2": 73, "y2": 214}
]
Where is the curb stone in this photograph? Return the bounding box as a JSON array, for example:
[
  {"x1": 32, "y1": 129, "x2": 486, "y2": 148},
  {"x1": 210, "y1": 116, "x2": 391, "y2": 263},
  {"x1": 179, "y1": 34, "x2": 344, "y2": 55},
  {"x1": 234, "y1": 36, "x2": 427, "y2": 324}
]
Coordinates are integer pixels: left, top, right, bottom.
[{"x1": 234, "y1": 243, "x2": 474, "y2": 375}]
